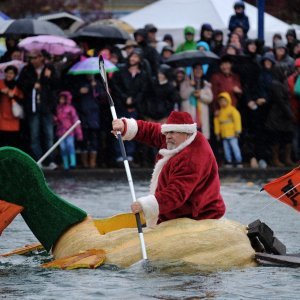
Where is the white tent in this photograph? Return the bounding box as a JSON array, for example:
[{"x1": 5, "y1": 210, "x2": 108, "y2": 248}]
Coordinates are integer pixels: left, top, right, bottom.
[{"x1": 121, "y1": 0, "x2": 291, "y2": 47}]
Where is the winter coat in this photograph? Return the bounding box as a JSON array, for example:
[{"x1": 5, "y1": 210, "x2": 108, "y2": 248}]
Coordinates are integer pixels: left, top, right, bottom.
[
  {"x1": 273, "y1": 42, "x2": 295, "y2": 76},
  {"x1": 228, "y1": 12, "x2": 250, "y2": 35},
  {"x1": 176, "y1": 27, "x2": 197, "y2": 53},
  {"x1": 265, "y1": 68, "x2": 294, "y2": 133},
  {"x1": 213, "y1": 92, "x2": 242, "y2": 139},
  {"x1": 0, "y1": 80, "x2": 23, "y2": 131},
  {"x1": 176, "y1": 41, "x2": 197, "y2": 53},
  {"x1": 111, "y1": 66, "x2": 151, "y2": 116},
  {"x1": 196, "y1": 41, "x2": 210, "y2": 75},
  {"x1": 55, "y1": 91, "x2": 83, "y2": 140},
  {"x1": 17, "y1": 63, "x2": 59, "y2": 115},
  {"x1": 234, "y1": 52, "x2": 262, "y2": 104},
  {"x1": 287, "y1": 72, "x2": 300, "y2": 123},
  {"x1": 76, "y1": 78, "x2": 103, "y2": 129},
  {"x1": 258, "y1": 68, "x2": 273, "y2": 103},
  {"x1": 181, "y1": 79, "x2": 213, "y2": 139},
  {"x1": 142, "y1": 80, "x2": 181, "y2": 120},
  {"x1": 121, "y1": 118, "x2": 226, "y2": 226},
  {"x1": 210, "y1": 71, "x2": 242, "y2": 109}
]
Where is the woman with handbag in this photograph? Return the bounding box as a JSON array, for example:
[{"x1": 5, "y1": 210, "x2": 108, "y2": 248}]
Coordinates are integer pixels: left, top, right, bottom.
[{"x1": 0, "y1": 65, "x2": 24, "y2": 147}]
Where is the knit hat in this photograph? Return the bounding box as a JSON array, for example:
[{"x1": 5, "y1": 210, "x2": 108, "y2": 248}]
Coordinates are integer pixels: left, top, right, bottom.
[
  {"x1": 274, "y1": 40, "x2": 287, "y2": 50},
  {"x1": 161, "y1": 111, "x2": 197, "y2": 134}
]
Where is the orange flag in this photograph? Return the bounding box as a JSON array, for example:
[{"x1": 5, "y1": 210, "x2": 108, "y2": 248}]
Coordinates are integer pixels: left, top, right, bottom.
[{"x1": 263, "y1": 167, "x2": 300, "y2": 212}]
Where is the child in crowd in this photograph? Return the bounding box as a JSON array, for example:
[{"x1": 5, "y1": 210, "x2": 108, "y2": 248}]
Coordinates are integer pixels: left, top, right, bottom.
[
  {"x1": 55, "y1": 91, "x2": 83, "y2": 170},
  {"x1": 214, "y1": 92, "x2": 243, "y2": 168}
]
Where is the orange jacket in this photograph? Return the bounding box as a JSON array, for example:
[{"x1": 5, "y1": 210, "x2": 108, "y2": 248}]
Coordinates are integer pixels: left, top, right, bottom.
[{"x1": 0, "y1": 80, "x2": 24, "y2": 131}]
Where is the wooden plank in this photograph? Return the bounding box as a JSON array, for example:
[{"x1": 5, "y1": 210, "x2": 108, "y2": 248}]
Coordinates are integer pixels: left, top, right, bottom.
[{"x1": 0, "y1": 243, "x2": 43, "y2": 257}]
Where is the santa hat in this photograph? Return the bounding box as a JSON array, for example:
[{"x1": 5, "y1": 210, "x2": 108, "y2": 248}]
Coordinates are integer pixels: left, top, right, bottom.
[{"x1": 161, "y1": 111, "x2": 197, "y2": 134}]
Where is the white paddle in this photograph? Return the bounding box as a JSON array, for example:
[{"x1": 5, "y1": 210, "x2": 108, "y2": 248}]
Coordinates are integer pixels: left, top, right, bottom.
[{"x1": 98, "y1": 55, "x2": 149, "y2": 266}]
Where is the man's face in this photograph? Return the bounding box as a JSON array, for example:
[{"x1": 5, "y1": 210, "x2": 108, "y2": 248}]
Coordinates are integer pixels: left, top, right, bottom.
[
  {"x1": 147, "y1": 31, "x2": 156, "y2": 42},
  {"x1": 220, "y1": 62, "x2": 232, "y2": 75},
  {"x1": 165, "y1": 131, "x2": 190, "y2": 150},
  {"x1": 28, "y1": 52, "x2": 44, "y2": 67}
]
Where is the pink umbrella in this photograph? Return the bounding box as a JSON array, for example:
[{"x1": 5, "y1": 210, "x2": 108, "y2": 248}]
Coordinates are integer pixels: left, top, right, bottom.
[{"x1": 18, "y1": 35, "x2": 81, "y2": 55}]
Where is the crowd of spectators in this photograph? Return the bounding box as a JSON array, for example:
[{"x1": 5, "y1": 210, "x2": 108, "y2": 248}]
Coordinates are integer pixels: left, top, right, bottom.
[{"x1": 0, "y1": 1, "x2": 299, "y2": 170}]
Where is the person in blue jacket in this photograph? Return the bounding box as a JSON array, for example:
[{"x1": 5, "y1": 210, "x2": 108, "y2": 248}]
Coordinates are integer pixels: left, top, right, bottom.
[{"x1": 228, "y1": 1, "x2": 250, "y2": 38}]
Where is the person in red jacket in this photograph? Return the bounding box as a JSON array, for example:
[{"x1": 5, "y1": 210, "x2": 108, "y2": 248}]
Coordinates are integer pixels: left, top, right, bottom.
[
  {"x1": 0, "y1": 65, "x2": 24, "y2": 148},
  {"x1": 112, "y1": 111, "x2": 225, "y2": 227}
]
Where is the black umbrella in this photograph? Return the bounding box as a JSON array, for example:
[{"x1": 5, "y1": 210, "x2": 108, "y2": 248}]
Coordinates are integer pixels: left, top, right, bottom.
[
  {"x1": 38, "y1": 12, "x2": 84, "y2": 32},
  {"x1": 70, "y1": 24, "x2": 131, "y2": 46},
  {"x1": 0, "y1": 18, "x2": 65, "y2": 37},
  {"x1": 165, "y1": 50, "x2": 220, "y2": 68}
]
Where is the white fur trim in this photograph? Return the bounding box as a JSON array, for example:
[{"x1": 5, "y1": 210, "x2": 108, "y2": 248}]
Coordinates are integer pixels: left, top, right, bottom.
[
  {"x1": 161, "y1": 123, "x2": 197, "y2": 134},
  {"x1": 137, "y1": 195, "x2": 159, "y2": 228},
  {"x1": 122, "y1": 118, "x2": 138, "y2": 140},
  {"x1": 150, "y1": 131, "x2": 197, "y2": 194}
]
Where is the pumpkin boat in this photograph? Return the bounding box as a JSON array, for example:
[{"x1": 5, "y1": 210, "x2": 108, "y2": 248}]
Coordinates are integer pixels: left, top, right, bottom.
[{"x1": 0, "y1": 146, "x2": 263, "y2": 271}]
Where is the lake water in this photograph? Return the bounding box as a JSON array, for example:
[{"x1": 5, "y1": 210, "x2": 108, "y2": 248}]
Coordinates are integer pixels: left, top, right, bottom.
[{"x1": 1, "y1": 177, "x2": 299, "y2": 299}]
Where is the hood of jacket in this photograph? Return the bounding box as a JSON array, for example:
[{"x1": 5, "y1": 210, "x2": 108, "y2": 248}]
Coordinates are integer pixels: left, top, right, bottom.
[
  {"x1": 59, "y1": 91, "x2": 73, "y2": 104},
  {"x1": 217, "y1": 92, "x2": 232, "y2": 106}
]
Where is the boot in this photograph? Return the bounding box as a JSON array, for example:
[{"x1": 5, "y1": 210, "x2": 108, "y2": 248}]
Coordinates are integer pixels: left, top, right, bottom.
[
  {"x1": 81, "y1": 152, "x2": 89, "y2": 168},
  {"x1": 69, "y1": 153, "x2": 77, "y2": 169},
  {"x1": 271, "y1": 145, "x2": 284, "y2": 167},
  {"x1": 284, "y1": 144, "x2": 294, "y2": 166},
  {"x1": 89, "y1": 151, "x2": 97, "y2": 168},
  {"x1": 62, "y1": 155, "x2": 69, "y2": 170}
]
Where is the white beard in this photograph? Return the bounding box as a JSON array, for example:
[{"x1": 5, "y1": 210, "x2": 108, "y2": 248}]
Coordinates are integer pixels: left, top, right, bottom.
[
  {"x1": 149, "y1": 131, "x2": 197, "y2": 194},
  {"x1": 166, "y1": 143, "x2": 176, "y2": 150}
]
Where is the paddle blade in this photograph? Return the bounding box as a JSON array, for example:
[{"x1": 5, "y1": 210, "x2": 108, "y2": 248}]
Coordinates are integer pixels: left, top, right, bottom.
[
  {"x1": 41, "y1": 249, "x2": 106, "y2": 270},
  {"x1": 0, "y1": 199, "x2": 23, "y2": 235},
  {"x1": 93, "y1": 212, "x2": 146, "y2": 234},
  {"x1": 0, "y1": 243, "x2": 44, "y2": 257},
  {"x1": 263, "y1": 167, "x2": 300, "y2": 212}
]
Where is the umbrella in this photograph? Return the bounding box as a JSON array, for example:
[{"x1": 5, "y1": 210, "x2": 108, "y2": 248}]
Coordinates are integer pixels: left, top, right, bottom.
[
  {"x1": 165, "y1": 50, "x2": 220, "y2": 68},
  {"x1": 71, "y1": 24, "x2": 131, "y2": 46},
  {"x1": 38, "y1": 12, "x2": 84, "y2": 31},
  {"x1": 0, "y1": 19, "x2": 65, "y2": 38},
  {"x1": 89, "y1": 19, "x2": 135, "y2": 34},
  {"x1": 18, "y1": 35, "x2": 81, "y2": 56},
  {"x1": 0, "y1": 60, "x2": 25, "y2": 79},
  {"x1": 68, "y1": 57, "x2": 118, "y2": 75}
]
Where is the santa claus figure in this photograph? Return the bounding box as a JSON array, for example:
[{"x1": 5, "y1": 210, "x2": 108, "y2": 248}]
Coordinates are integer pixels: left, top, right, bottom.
[{"x1": 112, "y1": 111, "x2": 226, "y2": 227}]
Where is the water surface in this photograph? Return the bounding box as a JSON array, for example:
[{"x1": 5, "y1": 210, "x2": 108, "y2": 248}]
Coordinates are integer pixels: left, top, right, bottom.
[{"x1": 1, "y1": 177, "x2": 299, "y2": 299}]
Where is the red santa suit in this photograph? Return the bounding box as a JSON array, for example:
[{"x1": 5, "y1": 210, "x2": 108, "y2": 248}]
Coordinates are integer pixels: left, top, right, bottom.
[{"x1": 122, "y1": 111, "x2": 226, "y2": 227}]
